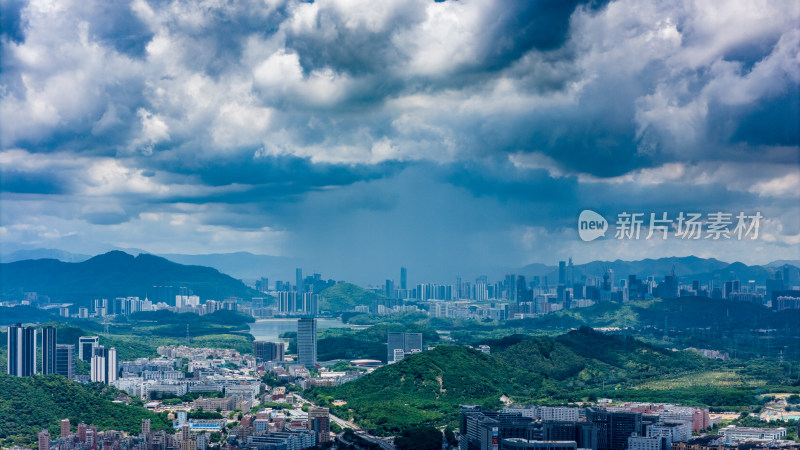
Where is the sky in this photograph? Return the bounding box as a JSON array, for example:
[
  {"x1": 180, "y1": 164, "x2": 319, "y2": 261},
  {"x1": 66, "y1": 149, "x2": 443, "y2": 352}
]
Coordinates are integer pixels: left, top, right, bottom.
[{"x1": 1, "y1": 0, "x2": 799, "y2": 283}]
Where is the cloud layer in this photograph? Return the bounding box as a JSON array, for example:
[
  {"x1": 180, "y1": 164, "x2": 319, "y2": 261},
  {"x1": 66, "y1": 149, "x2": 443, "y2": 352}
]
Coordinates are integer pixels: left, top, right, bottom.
[{"x1": 1, "y1": 0, "x2": 798, "y2": 283}]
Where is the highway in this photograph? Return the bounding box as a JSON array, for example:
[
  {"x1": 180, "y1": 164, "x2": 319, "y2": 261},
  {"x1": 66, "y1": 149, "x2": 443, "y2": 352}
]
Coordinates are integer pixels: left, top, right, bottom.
[{"x1": 290, "y1": 394, "x2": 394, "y2": 449}]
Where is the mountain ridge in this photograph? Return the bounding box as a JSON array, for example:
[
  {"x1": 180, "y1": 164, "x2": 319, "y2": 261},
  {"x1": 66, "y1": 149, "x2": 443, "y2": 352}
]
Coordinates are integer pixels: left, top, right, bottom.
[{"x1": 0, "y1": 251, "x2": 260, "y2": 306}]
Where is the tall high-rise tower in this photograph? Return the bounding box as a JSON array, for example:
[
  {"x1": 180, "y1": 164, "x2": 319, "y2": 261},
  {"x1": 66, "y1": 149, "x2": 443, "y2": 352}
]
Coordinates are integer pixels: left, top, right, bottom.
[
  {"x1": 568, "y1": 257, "x2": 574, "y2": 286},
  {"x1": 296, "y1": 268, "x2": 303, "y2": 292},
  {"x1": 90, "y1": 346, "x2": 118, "y2": 384},
  {"x1": 297, "y1": 318, "x2": 317, "y2": 366},
  {"x1": 400, "y1": 267, "x2": 407, "y2": 290},
  {"x1": 505, "y1": 274, "x2": 516, "y2": 301},
  {"x1": 78, "y1": 336, "x2": 99, "y2": 363},
  {"x1": 55, "y1": 344, "x2": 75, "y2": 379},
  {"x1": 8, "y1": 323, "x2": 36, "y2": 376},
  {"x1": 42, "y1": 326, "x2": 57, "y2": 375}
]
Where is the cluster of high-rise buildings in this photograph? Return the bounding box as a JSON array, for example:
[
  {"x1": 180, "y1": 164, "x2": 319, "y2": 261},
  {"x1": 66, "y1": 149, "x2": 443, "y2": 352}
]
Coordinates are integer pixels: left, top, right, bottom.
[
  {"x1": 458, "y1": 404, "x2": 796, "y2": 450},
  {"x1": 254, "y1": 269, "x2": 336, "y2": 296},
  {"x1": 6, "y1": 325, "x2": 116, "y2": 384},
  {"x1": 251, "y1": 269, "x2": 335, "y2": 318},
  {"x1": 352, "y1": 262, "x2": 800, "y2": 319}
]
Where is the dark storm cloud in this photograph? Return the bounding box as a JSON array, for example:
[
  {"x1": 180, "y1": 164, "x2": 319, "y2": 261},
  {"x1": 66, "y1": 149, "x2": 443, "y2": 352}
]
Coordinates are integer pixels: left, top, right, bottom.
[
  {"x1": 0, "y1": 170, "x2": 68, "y2": 195},
  {"x1": 285, "y1": 0, "x2": 608, "y2": 78},
  {"x1": 0, "y1": 0, "x2": 26, "y2": 43},
  {"x1": 728, "y1": 86, "x2": 800, "y2": 148}
]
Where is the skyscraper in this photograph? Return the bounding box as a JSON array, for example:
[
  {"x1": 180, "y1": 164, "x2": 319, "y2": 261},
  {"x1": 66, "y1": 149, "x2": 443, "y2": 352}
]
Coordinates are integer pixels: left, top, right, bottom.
[
  {"x1": 253, "y1": 341, "x2": 284, "y2": 362},
  {"x1": 505, "y1": 274, "x2": 517, "y2": 301},
  {"x1": 296, "y1": 268, "x2": 303, "y2": 292},
  {"x1": 567, "y1": 257, "x2": 575, "y2": 286},
  {"x1": 297, "y1": 318, "x2": 317, "y2": 366},
  {"x1": 78, "y1": 336, "x2": 99, "y2": 363},
  {"x1": 42, "y1": 326, "x2": 57, "y2": 375},
  {"x1": 387, "y1": 332, "x2": 404, "y2": 363},
  {"x1": 558, "y1": 260, "x2": 566, "y2": 285},
  {"x1": 387, "y1": 332, "x2": 423, "y2": 362},
  {"x1": 56, "y1": 344, "x2": 75, "y2": 379},
  {"x1": 8, "y1": 323, "x2": 36, "y2": 376},
  {"x1": 400, "y1": 267, "x2": 407, "y2": 290},
  {"x1": 385, "y1": 279, "x2": 394, "y2": 298},
  {"x1": 516, "y1": 275, "x2": 531, "y2": 303},
  {"x1": 90, "y1": 346, "x2": 118, "y2": 383},
  {"x1": 91, "y1": 348, "x2": 106, "y2": 383}
]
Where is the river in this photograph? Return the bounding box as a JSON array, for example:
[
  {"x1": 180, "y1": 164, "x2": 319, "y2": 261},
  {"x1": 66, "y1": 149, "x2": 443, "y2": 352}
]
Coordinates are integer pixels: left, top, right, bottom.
[{"x1": 247, "y1": 317, "x2": 355, "y2": 343}]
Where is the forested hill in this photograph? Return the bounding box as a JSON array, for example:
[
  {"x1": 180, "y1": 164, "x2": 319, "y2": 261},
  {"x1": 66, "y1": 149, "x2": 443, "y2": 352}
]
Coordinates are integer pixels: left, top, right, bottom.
[
  {"x1": 0, "y1": 251, "x2": 260, "y2": 306},
  {"x1": 308, "y1": 327, "x2": 731, "y2": 434},
  {"x1": 516, "y1": 297, "x2": 800, "y2": 332},
  {"x1": 319, "y1": 282, "x2": 390, "y2": 313},
  {"x1": 0, "y1": 374, "x2": 173, "y2": 447}
]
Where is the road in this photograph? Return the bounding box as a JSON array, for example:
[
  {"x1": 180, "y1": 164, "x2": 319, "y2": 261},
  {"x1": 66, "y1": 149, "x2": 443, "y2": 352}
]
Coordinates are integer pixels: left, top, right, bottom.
[{"x1": 292, "y1": 394, "x2": 394, "y2": 449}]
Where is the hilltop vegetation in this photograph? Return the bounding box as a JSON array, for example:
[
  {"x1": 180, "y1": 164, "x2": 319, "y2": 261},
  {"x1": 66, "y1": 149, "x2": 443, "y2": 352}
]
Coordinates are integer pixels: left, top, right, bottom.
[
  {"x1": 319, "y1": 283, "x2": 390, "y2": 313},
  {"x1": 0, "y1": 251, "x2": 259, "y2": 306},
  {"x1": 521, "y1": 297, "x2": 800, "y2": 332},
  {"x1": 307, "y1": 327, "x2": 767, "y2": 434},
  {"x1": 0, "y1": 374, "x2": 173, "y2": 447},
  {"x1": 309, "y1": 345, "x2": 535, "y2": 433}
]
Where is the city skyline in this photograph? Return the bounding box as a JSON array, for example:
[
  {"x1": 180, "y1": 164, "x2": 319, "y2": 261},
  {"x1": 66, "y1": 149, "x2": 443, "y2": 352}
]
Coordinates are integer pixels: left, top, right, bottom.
[{"x1": 1, "y1": 0, "x2": 798, "y2": 283}]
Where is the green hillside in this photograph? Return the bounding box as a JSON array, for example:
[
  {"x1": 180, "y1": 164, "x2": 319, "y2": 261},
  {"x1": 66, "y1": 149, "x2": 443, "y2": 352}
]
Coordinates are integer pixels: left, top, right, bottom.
[
  {"x1": 307, "y1": 327, "x2": 746, "y2": 434},
  {"x1": 0, "y1": 251, "x2": 260, "y2": 306},
  {"x1": 0, "y1": 374, "x2": 173, "y2": 447},
  {"x1": 309, "y1": 345, "x2": 541, "y2": 433},
  {"x1": 319, "y1": 283, "x2": 389, "y2": 312},
  {"x1": 522, "y1": 297, "x2": 800, "y2": 331}
]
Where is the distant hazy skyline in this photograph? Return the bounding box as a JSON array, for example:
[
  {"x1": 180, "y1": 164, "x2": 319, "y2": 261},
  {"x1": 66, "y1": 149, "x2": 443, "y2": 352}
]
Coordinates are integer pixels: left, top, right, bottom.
[{"x1": 1, "y1": 0, "x2": 798, "y2": 281}]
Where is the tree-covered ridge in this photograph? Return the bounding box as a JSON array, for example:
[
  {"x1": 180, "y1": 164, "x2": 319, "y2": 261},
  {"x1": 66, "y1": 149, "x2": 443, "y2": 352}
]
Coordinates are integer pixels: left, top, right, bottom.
[
  {"x1": 307, "y1": 327, "x2": 792, "y2": 435},
  {"x1": 318, "y1": 282, "x2": 389, "y2": 313},
  {"x1": 518, "y1": 297, "x2": 800, "y2": 331},
  {"x1": 310, "y1": 345, "x2": 537, "y2": 434},
  {"x1": 0, "y1": 251, "x2": 260, "y2": 305},
  {"x1": 0, "y1": 374, "x2": 172, "y2": 447}
]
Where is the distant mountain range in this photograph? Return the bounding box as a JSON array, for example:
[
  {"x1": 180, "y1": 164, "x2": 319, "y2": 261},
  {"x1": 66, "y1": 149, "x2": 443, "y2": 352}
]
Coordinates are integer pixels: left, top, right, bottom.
[
  {"x1": 2, "y1": 248, "x2": 797, "y2": 287},
  {"x1": 1, "y1": 248, "x2": 92, "y2": 263},
  {"x1": 518, "y1": 255, "x2": 799, "y2": 286},
  {"x1": 158, "y1": 252, "x2": 301, "y2": 282},
  {"x1": 0, "y1": 251, "x2": 260, "y2": 306}
]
